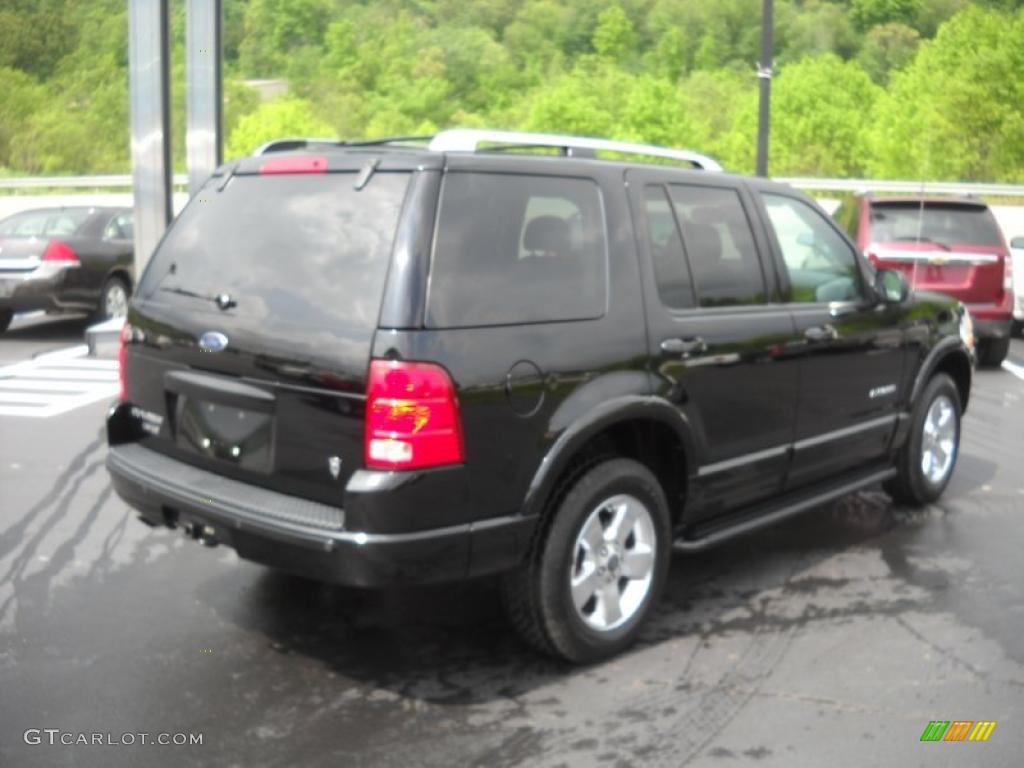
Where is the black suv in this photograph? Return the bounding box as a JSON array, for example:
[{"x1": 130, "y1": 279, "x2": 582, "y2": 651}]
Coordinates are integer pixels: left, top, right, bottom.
[{"x1": 107, "y1": 130, "x2": 973, "y2": 662}]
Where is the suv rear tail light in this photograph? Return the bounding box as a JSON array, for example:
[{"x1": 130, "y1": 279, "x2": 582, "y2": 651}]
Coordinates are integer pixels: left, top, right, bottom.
[
  {"x1": 118, "y1": 324, "x2": 130, "y2": 401},
  {"x1": 365, "y1": 360, "x2": 464, "y2": 470},
  {"x1": 42, "y1": 240, "x2": 79, "y2": 263},
  {"x1": 1004, "y1": 253, "x2": 1013, "y2": 291}
]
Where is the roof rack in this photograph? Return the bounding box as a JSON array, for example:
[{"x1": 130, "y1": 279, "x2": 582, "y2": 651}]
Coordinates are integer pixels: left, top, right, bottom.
[
  {"x1": 427, "y1": 129, "x2": 723, "y2": 171},
  {"x1": 253, "y1": 136, "x2": 431, "y2": 155},
  {"x1": 252, "y1": 130, "x2": 722, "y2": 171}
]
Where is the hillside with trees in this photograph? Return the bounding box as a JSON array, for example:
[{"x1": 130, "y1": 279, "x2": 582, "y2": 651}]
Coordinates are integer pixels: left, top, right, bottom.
[{"x1": 1, "y1": 0, "x2": 1022, "y2": 179}]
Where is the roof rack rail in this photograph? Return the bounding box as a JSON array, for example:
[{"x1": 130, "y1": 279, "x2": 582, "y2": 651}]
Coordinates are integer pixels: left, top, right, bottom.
[
  {"x1": 253, "y1": 136, "x2": 432, "y2": 156},
  {"x1": 427, "y1": 129, "x2": 723, "y2": 171}
]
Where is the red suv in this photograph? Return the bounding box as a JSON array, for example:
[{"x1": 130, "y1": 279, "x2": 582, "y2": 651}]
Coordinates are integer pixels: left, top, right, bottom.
[{"x1": 834, "y1": 195, "x2": 1013, "y2": 366}]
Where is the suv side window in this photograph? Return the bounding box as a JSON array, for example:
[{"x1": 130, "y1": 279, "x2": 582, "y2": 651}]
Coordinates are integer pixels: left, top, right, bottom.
[
  {"x1": 428, "y1": 173, "x2": 608, "y2": 328},
  {"x1": 668, "y1": 185, "x2": 766, "y2": 307},
  {"x1": 642, "y1": 185, "x2": 693, "y2": 309},
  {"x1": 761, "y1": 193, "x2": 862, "y2": 304}
]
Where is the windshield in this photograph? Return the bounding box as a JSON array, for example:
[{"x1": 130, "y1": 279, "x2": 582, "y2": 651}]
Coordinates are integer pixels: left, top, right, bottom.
[
  {"x1": 869, "y1": 202, "x2": 1002, "y2": 247},
  {"x1": 139, "y1": 171, "x2": 410, "y2": 332}
]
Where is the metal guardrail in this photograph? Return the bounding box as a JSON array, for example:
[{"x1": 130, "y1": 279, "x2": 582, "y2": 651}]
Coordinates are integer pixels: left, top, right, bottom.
[
  {"x1": 776, "y1": 178, "x2": 1024, "y2": 197},
  {"x1": 0, "y1": 174, "x2": 188, "y2": 190},
  {"x1": 1, "y1": 173, "x2": 1022, "y2": 198}
]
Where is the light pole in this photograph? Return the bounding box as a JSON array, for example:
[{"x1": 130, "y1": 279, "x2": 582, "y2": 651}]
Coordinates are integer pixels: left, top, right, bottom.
[{"x1": 756, "y1": 0, "x2": 773, "y2": 177}]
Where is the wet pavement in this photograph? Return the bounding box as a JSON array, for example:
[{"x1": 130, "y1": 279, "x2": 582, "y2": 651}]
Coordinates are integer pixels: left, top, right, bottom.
[{"x1": 1, "y1": 317, "x2": 1022, "y2": 767}]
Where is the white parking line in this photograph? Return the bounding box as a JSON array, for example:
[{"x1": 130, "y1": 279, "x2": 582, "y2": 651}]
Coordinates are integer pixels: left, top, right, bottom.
[
  {"x1": 1002, "y1": 359, "x2": 1024, "y2": 382},
  {"x1": 0, "y1": 345, "x2": 118, "y2": 418}
]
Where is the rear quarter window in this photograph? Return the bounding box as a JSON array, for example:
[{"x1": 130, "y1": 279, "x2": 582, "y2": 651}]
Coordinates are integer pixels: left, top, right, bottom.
[{"x1": 426, "y1": 172, "x2": 608, "y2": 328}]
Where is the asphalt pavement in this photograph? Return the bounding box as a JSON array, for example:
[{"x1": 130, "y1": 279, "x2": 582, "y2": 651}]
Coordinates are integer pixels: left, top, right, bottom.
[{"x1": 1, "y1": 314, "x2": 1022, "y2": 768}]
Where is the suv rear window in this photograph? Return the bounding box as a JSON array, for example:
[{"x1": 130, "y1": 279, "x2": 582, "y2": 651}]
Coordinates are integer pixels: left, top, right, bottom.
[
  {"x1": 869, "y1": 201, "x2": 1002, "y2": 247},
  {"x1": 427, "y1": 173, "x2": 608, "y2": 328},
  {"x1": 139, "y1": 172, "x2": 410, "y2": 332}
]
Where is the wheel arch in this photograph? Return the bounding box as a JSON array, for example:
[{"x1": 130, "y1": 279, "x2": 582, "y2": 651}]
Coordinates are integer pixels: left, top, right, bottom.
[
  {"x1": 910, "y1": 338, "x2": 972, "y2": 414},
  {"x1": 522, "y1": 396, "x2": 696, "y2": 527}
]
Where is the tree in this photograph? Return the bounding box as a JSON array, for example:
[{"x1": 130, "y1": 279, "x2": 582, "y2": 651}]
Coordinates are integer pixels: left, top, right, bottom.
[
  {"x1": 850, "y1": 0, "x2": 924, "y2": 31},
  {"x1": 857, "y1": 22, "x2": 920, "y2": 82},
  {"x1": 226, "y1": 98, "x2": 333, "y2": 159},
  {"x1": 720, "y1": 55, "x2": 882, "y2": 175},
  {"x1": 775, "y1": 0, "x2": 861, "y2": 63},
  {"x1": 593, "y1": 5, "x2": 637, "y2": 62},
  {"x1": 866, "y1": 6, "x2": 1024, "y2": 180},
  {"x1": 0, "y1": 67, "x2": 43, "y2": 171}
]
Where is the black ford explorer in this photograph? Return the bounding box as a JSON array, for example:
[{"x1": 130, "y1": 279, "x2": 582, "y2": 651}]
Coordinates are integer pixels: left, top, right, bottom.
[{"x1": 107, "y1": 130, "x2": 974, "y2": 662}]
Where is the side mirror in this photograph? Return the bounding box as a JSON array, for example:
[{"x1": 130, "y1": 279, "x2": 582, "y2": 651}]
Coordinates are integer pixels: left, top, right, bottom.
[
  {"x1": 875, "y1": 268, "x2": 908, "y2": 304},
  {"x1": 1010, "y1": 236, "x2": 1024, "y2": 249}
]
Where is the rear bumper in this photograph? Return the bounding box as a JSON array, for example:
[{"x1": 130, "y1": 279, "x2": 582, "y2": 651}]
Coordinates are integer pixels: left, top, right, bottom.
[
  {"x1": 969, "y1": 312, "x2": 1013, "y2": 340},
  {"x1": 106, "y1": 441, "x2": 536, "y2": 587},
  {"x1": 0, "y1": 265, "x2": 76, "y2": 312}
]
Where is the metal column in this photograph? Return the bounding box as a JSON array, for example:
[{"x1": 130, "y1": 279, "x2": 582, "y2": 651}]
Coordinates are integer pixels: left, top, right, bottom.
[
  {"x1": 127, "y1": 0, "x2": 172, "y2": 275},
  {"x1": 186, "y1": 0, "x2": 223, "y2": 194},
  {"x1": 756, "y1": 0, "x2": 773, "y2": 177}
]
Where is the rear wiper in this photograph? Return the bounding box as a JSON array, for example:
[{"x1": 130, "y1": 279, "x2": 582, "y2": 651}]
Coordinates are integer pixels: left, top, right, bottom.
[
  {"x1": 159, "y1": 286, "x2": 237, "y2": 311},
  {"x1": 892, "y1": 235, "x2": 950, "y2": 251}
]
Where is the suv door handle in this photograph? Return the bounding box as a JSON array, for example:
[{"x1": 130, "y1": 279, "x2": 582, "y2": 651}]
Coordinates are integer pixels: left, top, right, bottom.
[
  {"x1": 660, "y1": 336, "x2": 707, "y2": 356},
  {"x1": 804, "y1": 324, "x2": 838, "y2": 342}
]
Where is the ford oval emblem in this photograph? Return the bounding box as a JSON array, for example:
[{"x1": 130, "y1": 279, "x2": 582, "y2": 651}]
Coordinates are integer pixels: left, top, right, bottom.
[{"x1": 198, "y1": 331, "x2": 229, "y2": 353}]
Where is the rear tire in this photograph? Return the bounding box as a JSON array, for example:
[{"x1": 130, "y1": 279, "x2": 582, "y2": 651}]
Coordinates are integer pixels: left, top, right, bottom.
[
  {"x1": 502, "y1": 458, "x2": 671, "y2": 663},
  {"x1": 884, "y1": 373, "x2": 961, "y2": 506},
  {"x1": 0, "y1": 309, "x2": 11, "y2": 333},
  {"x1": 96, "y1": 276, "x2": 130, "y2": 321},
  {"x1": 976, "y1": 337, "x2": 1009, "y2": 367}
]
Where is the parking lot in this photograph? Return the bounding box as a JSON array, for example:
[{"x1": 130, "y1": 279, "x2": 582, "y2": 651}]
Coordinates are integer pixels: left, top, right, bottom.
[{"x1": 1, "y1": 312, "x2": 1022, "y2": 768}]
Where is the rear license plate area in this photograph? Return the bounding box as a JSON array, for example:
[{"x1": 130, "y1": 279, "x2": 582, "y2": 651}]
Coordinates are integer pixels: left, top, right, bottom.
[{"x1": 174, "y1": 396, "x2": 274, "y2": 472}]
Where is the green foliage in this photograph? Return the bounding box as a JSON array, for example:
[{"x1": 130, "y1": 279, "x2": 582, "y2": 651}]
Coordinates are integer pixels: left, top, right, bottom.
[
  {"x1": 720, "y1": 55, "x2": 882, "y2": 175},
  {"x1": 0, "y1": 68, "x2": 43, "y2": 170},
  {"x1": 0, "y1": 0, "x2": 1021, "y2": 181},
  {"x1": 775, "y1": 1, "x2": 860, "y2": 63},
  {"x1": 858, "y1": 22, "x2": 921, "y2": 82},
  {"x1": 226, "y1": 97, "x2": 334, "y2": 157},
  {"x1": 850, "y1": 0, "x2": 924, "y2": 31},
  {"x1": 593, "y1": 5, "x2": 637, "y2": 62},
  {"x1": 866, "y1": 5, "x2": 1024, "y2": 180},
  {"x1": 0, "y1": 0, "x2": 75, "y2": 79}
]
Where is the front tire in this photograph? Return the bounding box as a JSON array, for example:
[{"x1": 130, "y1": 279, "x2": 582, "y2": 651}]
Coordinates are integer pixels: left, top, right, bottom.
[
  {"x1": 976, "y1": 337, "x2": 1009, "y2": 367},
  {"x1": 884, "y1": 373, "x2": 961, "y2": 506},
  {"x1": 502, "y1": 458, "x2": 671, "y2": 663}
]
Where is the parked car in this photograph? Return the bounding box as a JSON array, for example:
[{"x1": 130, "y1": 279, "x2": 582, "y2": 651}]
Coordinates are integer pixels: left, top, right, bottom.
[
  {"x1": 0, "y1": 206, "x2": 134, "y2": 333},
  {"x1": 1011, "y1": 236, "x2": 1024, "y2": 336},
  {"x1": 106, "y1": 130, "x2": 973, "y2": 662},
  {"x1": 833, "y1": 194, "x2": 1013, "y2": 366}
]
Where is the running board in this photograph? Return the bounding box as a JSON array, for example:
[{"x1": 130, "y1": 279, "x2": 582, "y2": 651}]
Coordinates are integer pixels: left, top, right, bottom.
[{"x1": 673, "y1": 465, "x2": 897, "y2": 552}]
